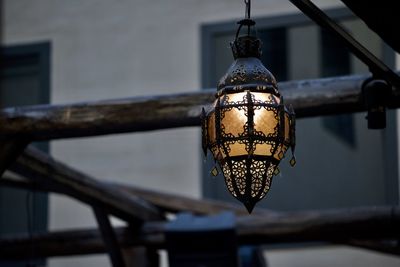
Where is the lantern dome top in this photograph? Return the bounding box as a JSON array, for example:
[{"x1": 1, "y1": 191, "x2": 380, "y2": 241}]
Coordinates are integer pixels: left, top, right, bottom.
[
  {"x1": 217, "y1": 37, "x2": 279, "y2": 95},
  {"x1": 231, "y1": 35, "x2": 262, "y2": 59}
]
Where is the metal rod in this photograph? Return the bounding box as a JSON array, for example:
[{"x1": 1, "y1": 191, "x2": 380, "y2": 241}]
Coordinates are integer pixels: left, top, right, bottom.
[{"x1": 289, "y1": 0, "x2": 400, "y2": 90}]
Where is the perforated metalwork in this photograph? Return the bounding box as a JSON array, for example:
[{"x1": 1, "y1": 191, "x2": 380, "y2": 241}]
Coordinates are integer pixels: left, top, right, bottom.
[
  {"x1": 201, "y1": 30, "x2": 296, "y2": 213},
  {"x1": 202, "y1": 88, "x2": 295, "y2": 212}
]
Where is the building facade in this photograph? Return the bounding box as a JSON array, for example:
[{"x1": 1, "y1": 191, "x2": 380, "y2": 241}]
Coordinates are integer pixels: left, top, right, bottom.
[{"x1": 1, "y1": 0, "x2": 400, "y2": 266}]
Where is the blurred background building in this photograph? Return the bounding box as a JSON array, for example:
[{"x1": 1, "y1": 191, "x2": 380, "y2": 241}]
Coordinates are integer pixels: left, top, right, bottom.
[{"x1": 1, "y1": 0, "x2": 399, "y2": 266}]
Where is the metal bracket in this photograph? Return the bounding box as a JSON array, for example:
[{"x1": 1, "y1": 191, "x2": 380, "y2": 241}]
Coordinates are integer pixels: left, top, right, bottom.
[
  {"x1": 362, "y1": 79, "x2": 391, "y2": 129},
  {"x1": 289, "y1": 0, "x2": 400, "y2": 129},
  {"x1": 289, "y1": 0, "x2": 400, "y2": 90}
]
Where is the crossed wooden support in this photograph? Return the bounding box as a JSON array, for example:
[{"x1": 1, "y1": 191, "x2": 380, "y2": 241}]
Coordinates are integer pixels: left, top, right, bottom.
[{"x1": 1, "y1": 73, "x2": 400, "y2": 266}]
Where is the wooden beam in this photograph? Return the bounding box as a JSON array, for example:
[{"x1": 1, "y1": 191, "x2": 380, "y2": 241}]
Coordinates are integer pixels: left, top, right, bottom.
[
  {"x1": 10, "y1": 146, "x2": 162, "y2": 223},
  {"x1": 112, "y1": 183, "x2": 276, "y2": 217},
  {"x1": 346, "y1": 239, "x2": 400, "y2": 256},
  {"x1": 2, "y1": 73, "x2": 399, "y2": 141},
  {"x1": 0, "y1": 226, "x2": 137, "y2": 259},
  {"x1": 0, "y1": 90, "x2": 212, "y2": 140},
  {"x1": 0, "y1": 176, "x2": 276, "y2": 217},
  {"x1": 235, "y1": 206, "x2": 400, "y2": 244},
  {"x1": 0, "y1": 176, "x2": 59, "y2": 192},
  {"x1": 0, "y1": 206, "x2": 398, "y2": 259},
  {"x1": 0, "y1": 139, "x2": 29, "y2": 176},
  {"x1": 93, "y1": 207, "x2": 127, "y2": 267}
]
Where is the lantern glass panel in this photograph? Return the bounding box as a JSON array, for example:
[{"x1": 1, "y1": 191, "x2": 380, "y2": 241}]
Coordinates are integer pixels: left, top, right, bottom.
[
  {"x1": 254, "y1": 92, "x2": 280, "y2": 104},
  {"x1": 221, "y1": 107, "x2": 247, "y2": 137},
  {"x1": 254, "y1": 143, "x2": 274, "y2": 156},
  {"x1": 207, "y1": 112, "x2": 216, "y2": 143},
  {"x1": 254, "y1": 107, "x2": 279, "y2": 136},
  {"x1": 226, "y1": 142, "x2": 248, "y2": 157},
  {"x1": 284, "y1": 113, "x2": 290, "y2": 142},
  {"x1": 225, "y1": 92, "x2": 247, "y2": 103}
]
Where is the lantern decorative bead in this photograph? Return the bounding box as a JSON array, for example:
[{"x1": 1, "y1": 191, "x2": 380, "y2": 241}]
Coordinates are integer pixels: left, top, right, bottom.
[{"x1": 211, "y1": 167, "x2": 219, "y2": 177}]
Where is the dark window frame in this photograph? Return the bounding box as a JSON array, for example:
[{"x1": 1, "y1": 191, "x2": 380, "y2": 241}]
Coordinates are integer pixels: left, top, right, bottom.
[
  {"x1": 1, "y1": 42, "x2": 51, "y2": 106},
  {"x1": 0, "y1": 41, "x2": 51, "y2": 267}
]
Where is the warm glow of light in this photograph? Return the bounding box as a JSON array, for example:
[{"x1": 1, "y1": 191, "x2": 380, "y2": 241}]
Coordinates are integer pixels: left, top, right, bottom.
[
  {"x1": 221, "y1": 107, "x2": 247, "y2": 137},
  {"x1": 254, "y1": 108, "x2": 278, "y2": 136},
  {"x1": 207, "y1": 91, "x2": 288, "y2": 161},
  {"x1": 201, "y1": 17, "x2": 296, "y2": 212}
]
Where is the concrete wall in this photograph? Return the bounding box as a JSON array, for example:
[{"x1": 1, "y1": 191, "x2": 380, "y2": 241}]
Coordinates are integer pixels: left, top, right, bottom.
[{"x1": 3, "y1": 0, "x2": 399, "y2": 267}]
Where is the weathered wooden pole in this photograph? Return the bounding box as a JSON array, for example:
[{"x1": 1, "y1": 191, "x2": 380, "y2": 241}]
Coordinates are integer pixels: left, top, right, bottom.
[
  {"x1": 1, "y1": 73, "x2": 399, "y2": 141},
  {"x1": 0, "y1": 176, "x2": 274, "y2": 217},
  {"x1": 0, "y1": 206, "x2": 398, "y2": 259},
  {"x1": 10, "y1": 146, "x2": 162, "y2": 223}
]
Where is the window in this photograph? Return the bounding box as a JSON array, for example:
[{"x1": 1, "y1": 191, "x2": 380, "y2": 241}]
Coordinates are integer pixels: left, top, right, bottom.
[{"x1": 0, "y1": 42, "x2": 50, "y2": 267}]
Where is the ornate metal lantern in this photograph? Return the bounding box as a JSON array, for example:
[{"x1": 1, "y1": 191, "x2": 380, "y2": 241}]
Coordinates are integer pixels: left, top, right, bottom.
[{"x1": 201, "y1": 1, "x2": 296, "y2": 213}]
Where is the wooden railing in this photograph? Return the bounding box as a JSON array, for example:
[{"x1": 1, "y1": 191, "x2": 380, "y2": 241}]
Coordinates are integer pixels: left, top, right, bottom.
[{"x1": 0, "y1": 73, "x2": 399, "y2": 266}]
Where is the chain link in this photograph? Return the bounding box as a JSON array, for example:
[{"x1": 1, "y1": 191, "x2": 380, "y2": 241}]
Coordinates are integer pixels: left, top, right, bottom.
[{"x1": 244, "y1": 0, "x2": 251, "y2": 19}]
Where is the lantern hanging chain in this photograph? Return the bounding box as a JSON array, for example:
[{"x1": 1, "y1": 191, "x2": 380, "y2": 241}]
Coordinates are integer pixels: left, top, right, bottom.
[
  {"x1": 244, "y1": 0, "x2": 251, "y2": 35},
  {"x1": 244, "y1": 0, "x2": 251, "y2": 19}
]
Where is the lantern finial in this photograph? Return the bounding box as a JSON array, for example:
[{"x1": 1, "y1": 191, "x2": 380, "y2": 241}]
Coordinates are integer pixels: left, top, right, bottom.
[{"x1": 244, "y1": 201, "x2": 256, "y2": 214}]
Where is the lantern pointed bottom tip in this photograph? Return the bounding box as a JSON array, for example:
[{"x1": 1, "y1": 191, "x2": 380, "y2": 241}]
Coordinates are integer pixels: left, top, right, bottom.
[{"x1": 244, "y1": 202, "x2": 256, "y2": 214}]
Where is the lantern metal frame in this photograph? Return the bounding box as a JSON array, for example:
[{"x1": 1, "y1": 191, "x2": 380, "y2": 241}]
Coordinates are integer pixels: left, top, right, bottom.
[{"x1": 201, "y1": 0, "x2": 296, "y2": 212}]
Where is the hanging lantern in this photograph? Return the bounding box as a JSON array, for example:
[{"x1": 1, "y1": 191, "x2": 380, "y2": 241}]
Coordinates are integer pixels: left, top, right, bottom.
[{"x1": 201, "y1": 1, "x2": 296, "y2": 213}]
